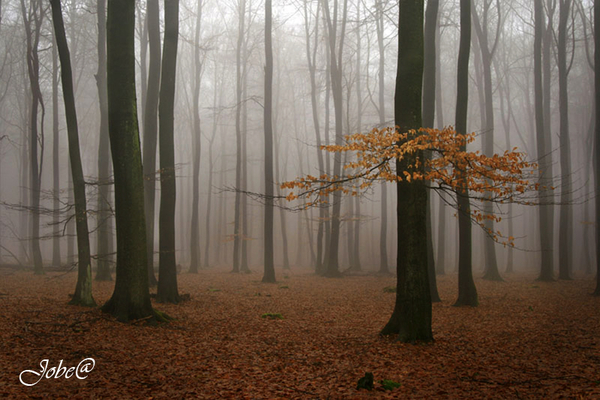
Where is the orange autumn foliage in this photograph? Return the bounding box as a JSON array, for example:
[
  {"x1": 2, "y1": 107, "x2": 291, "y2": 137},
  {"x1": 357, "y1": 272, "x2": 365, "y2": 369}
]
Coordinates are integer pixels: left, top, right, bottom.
[{"x1": 281, "y1": 126, "x2": 538, "y2": 247}]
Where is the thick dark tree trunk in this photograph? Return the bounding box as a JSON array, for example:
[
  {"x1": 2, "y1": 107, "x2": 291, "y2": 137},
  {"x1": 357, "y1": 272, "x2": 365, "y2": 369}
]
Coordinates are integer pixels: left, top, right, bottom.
[
  {"x1": 157, "y1": 0, "x2": 180, "y2": 304},
  {"x1": 67, "y1": 166, "x2": 75, "y2": 265},
  {"x1": 422, "y1": 0, "x2": 440, "y2": 302},
  {"x1": 51, "y1": 34, "x2": 61, "y2": 268},
  {"x1": 262, "y1": 0, "x2": 276, "y2": 283},
  {"x1": 535, "y1": 0, "x2": 555, "y2": 282},
  {"x1": 142, "y1": 0, "x2": 160, "y2": 287},
  {"x1": 50, "y1": 0, "x2": 96, "y2": 307},
  {"x1": 453, "y1": 0, "x2": 478, "y2": 307},
  {"x1": 95, "y1": 0, "x2": 113, "y2": 282},
  {"x1": 102, "y1": 0, "x2": 156, "y2": 322},
  {"x1": 380, "y1": 0, "x2": 433, "y2": 343},
  {"x1": 557, "y1": 0, "x2": 573, "y2": 280}
]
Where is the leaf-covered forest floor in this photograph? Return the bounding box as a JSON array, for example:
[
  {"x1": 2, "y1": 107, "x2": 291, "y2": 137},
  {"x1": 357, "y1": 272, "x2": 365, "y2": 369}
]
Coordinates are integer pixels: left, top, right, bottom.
[{"x1": 0, "y1": 266, "x2": 599, "y2": 399}]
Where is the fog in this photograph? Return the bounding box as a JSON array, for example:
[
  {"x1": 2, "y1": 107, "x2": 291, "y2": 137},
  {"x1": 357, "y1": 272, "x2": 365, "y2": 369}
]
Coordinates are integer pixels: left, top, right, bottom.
[{"x1": 0, "y1": 0, "x2": 596, "y2": 278}]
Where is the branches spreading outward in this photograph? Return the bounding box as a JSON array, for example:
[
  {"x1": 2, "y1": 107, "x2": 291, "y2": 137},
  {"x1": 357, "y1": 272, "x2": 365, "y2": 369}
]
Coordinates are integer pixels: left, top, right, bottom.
[{"x1": 281, "y1": 126, "x2": 542, "y2": 247}]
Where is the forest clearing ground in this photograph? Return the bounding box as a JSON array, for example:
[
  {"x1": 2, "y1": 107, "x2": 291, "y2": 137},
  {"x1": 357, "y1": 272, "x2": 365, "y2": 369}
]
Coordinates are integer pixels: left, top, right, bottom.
[{"x1": 0, "y1": 266, "x2": 599, "y2": 399}]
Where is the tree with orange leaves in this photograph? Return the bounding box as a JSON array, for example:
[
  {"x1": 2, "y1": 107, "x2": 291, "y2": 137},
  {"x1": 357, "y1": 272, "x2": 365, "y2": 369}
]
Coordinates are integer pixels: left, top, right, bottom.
[{"x1": 281, "y1": 126, "x2": 537, "y2": 248}]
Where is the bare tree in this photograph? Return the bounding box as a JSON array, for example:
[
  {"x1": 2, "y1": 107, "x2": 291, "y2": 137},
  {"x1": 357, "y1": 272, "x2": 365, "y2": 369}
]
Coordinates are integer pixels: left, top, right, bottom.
[
  {"x1": 594, "y1": 0, "x2": 600, "y2": 296},
  {"x1": 157, "y1": 0, "x2": 180, "y2": 304},
  {"x1": 454, "y1": 0, "x2": 478, "y2": 307},
  {"x1": 535, "y1": 0, "x2": 555, "y2": 281},
  {"x1": 189, "y1": 0, "x2": 204, "y2": 274},
  {"x1": 51, "y1": 29, "x2": 60, "y2": 268},
  {"x1": 102, "y1": 0, "x2": 156, "y2": 322},
  {"x1": 95, "y1": 0, "x2": 113, "y2": 281},
  {"x1": 422, "y1": 0, "x2": 440, "y2": 301},
  {"x1": 262, "y1": 0, "x2": 275, "y2": 283},
  {"x1": 472, "y1": 0, "x2": 503, "y2": 281},
  {"x1": 142, "y1": 0, "x2": 161, "y2": 286},
  {"x1": 557, "y1": 0, "x2": 573, "y2": 280},
  {"x1": 49, "y1": 0, "x2": 95, "y2": 307},
  {"x1": 322, "y1": 0, "x2": 349, "y2": 277},
  {"x1": 232, "y1": 0, "x2": 245, "y2": 273},
  {"x1": 380, "y1": 0, "x2": 433, "y2": 343},
  {"x1": 20, "y1": 0, "x2": 44, "y2": 275},
  {"x1": 376, "y1": 0, "x2": 389, "y2": 275}
]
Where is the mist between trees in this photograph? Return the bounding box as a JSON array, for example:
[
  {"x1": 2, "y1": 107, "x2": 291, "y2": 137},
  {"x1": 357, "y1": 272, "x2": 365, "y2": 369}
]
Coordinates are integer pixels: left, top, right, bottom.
[{"x1": 0, "y1": 0, "x2": 598, "y2": 329}]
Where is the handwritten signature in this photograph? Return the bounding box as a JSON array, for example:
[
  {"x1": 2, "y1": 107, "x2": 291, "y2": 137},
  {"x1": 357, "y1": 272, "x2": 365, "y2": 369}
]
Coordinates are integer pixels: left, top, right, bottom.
[{"x1": 19, "y1": 358, "x2": 95, "y2": 386}]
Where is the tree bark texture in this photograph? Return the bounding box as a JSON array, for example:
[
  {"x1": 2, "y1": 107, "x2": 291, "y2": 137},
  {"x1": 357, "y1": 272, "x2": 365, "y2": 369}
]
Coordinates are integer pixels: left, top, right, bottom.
[
  {"x1": 157, "y1": 0, "x2": 180, "y2": 304},
  {"x1": 50, "y1": 0, "x2": 96, "y2": 307},
  {"x1": 102, "y1": 0, "x2": 155, "y2": 322},
  {"x1": 454, "y1": 0, "x2": 478, "y2": 307},
  {"x1": 380, "y1": 0, "x2": 433, "y2": 343},
  {"x1": 142, "y1": 0, "x2": 161, "y2": 286}
]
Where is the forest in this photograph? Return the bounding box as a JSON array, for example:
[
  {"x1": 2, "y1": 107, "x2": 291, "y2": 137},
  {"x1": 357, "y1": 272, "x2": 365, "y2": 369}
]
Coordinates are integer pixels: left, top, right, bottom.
[{"x1": 0, "y1": 0, "x2": 599, "y2": 397}]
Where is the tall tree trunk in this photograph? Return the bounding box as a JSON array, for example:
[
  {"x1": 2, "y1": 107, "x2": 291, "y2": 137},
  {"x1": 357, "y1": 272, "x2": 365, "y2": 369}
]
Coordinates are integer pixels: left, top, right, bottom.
[
  {"x1": 232, "y1": 0, "x2": 246, "y2": 273},
  {"x1": 497, "y1": 68, "x2": 514, "y2": 273},
  {"x1": 381, "y1": 0, "x2": 433, "y2": 343},
  {"x1": 536, "y1": 0, "x2": 555, "y2": 281},
  {"x1": 203, "y1": 59, "x2": 220, "y2": 269},
  {"x1": 303, "y1": 0, "x2": 325, "y2": 273},
  {"x1": 274, "y1": 122, "x2": 291, "y2": 270},
  {"x1": 67, "y1": 162, "x2": 75, "y2": 264},
  {"x1": 453, "y1": 0, "x2": 478, "y2": 307},
  {"x1": 21, "y1": 0, "x2": 44, "y2": 275},
  {"x1": 240, "y1": 46, "x2": 250, "y2": 274},
  {"x1": 376, "y1": 0, "x2": 389, "y2": 275},
  {"x1": 20, "y1": 90, "x2": 30, "y2": 265},
  {"x1": 557, "y1": 0, "x2": 572, "y2": 280},
  {"x1": 434, "y1": 11, "x2": 446, "y2": 275},
  {"x1": 262, "y1": 0, "x2": 275, "y2": 283},
  {"x1": 142, "y1": 0, "x2": 160, "y2": 286},
  {"x1": 422, "y1": 0, "x2": 440, "y2": 302},
  {"x1": 157, "y1": 0, "x2": 180, "y2": 304},
  {"x1": 322, "y1": 0, "x2": 348, "y2": 278},
  {"x1": 323, "y1": 37, "x2": 332, "y2": 271},
  {"x1": 594, "y1": 0, "x2": 600, "y2": 296},
  {"x1": 472, "y1": 0, "x2": 502, "y2": 281},
  {"x1": 50, "y1": 0, "x2": 96, "y2": 307},
  {"x1": 51, "y1": 31, "x2": 61, "y2": 268},
  {"x1": 95, "y1": 0, "x2": 113, "y2": 281},
  {"x1": 189, "y1": 0, "x2": 203, "y2": 274},
  {"x1": 351, "y1": 0, "x2": 362, "y2": 273},
  {"x1": 102, "y1": 0, "x2": 156, "y2": 322}
]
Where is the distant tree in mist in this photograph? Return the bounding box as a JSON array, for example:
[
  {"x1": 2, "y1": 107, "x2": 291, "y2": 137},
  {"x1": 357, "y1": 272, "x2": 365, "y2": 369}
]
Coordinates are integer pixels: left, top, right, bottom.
[
  {"x1": 20, "y1": 0, "x2": 44, "y2": 275},
  {"x1": 262, "y1": 0, "x2": 275, "y2": 283},
  {"x1": 594, "y1": 0, "x2": 600, "y2": 297}
]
